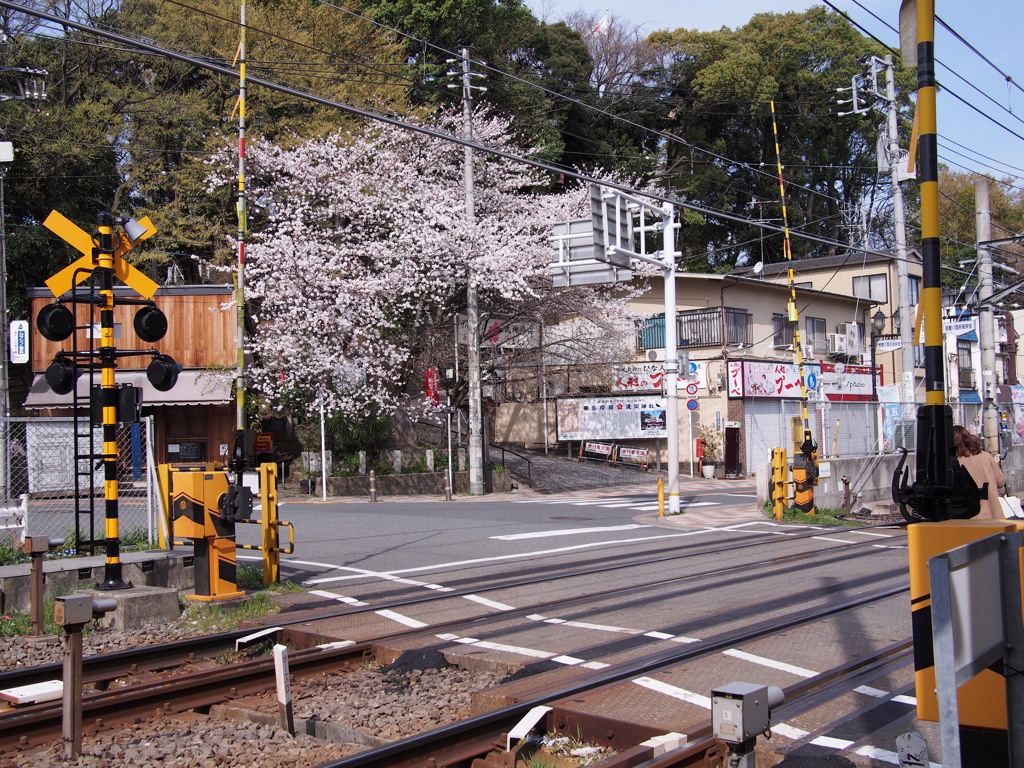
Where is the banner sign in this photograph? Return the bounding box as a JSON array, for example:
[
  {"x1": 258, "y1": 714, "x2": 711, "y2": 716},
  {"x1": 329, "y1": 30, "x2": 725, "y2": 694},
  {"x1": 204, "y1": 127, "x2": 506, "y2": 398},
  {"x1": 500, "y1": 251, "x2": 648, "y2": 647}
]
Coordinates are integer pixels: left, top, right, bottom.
[
  {"x1": 584, "y1": 441, "x2": 614, "y2": 455},
  {"x1": 612, "y1": 363, "x2": 664, "y2": 391},
  {"x1": 423, "y1": 368, "x2": 440, "y2": 408},
  {"x1": 818, "y1": 363, "x2": 876, "y2": 402},
  {"x1": 728, "y1": 360, "x2": 821, "y2": 399},
  {"x1": 617, "y1": 446, "x2": 648, "y2": 461},
  {"x1": 557, "y1": 395, "x2": 668, "y2": 440}
]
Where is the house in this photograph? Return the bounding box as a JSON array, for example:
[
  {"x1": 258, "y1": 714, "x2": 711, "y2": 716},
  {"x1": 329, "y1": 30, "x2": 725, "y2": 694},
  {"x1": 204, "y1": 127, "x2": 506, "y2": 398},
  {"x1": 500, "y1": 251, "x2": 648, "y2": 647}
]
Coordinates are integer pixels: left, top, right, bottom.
[
  {"x1": 493, "y1": 270, "x2": 883, "y2": 477},
  {"x1": 23, "y1": 284, "x2": 236, "y2": 465}
]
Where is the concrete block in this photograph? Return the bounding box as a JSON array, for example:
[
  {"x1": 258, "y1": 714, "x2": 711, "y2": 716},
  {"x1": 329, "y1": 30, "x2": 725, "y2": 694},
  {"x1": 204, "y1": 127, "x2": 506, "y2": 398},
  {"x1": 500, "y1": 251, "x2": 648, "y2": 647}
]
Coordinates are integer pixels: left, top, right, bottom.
[
  {"x1": 87, "y1": 585, "x2": 181, "y2": 630},
  {"x1": 0, "y1": 551, "x2": 194, "y2": 614}
]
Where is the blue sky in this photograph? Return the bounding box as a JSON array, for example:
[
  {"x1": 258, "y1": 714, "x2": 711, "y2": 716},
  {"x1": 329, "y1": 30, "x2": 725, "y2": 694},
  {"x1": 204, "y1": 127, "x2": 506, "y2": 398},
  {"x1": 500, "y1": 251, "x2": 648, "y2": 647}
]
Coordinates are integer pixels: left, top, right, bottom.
[{"x1": 527, "y1": 0, "x2": 1024, "y2": 188}]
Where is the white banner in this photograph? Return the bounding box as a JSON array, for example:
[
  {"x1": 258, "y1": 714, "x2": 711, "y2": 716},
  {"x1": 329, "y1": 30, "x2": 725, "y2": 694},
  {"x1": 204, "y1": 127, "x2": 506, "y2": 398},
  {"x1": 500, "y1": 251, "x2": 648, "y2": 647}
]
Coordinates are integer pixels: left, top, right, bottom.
[{"x1": 557, "y1": 395, "x2": 668, "y2": 441}]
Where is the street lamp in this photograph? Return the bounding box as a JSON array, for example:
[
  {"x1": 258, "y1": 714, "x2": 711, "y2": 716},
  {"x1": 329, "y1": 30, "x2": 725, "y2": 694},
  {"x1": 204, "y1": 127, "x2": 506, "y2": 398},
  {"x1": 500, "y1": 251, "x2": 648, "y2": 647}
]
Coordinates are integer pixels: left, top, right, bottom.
[{"x1": 871, "y1": 309, "x2": 886, "y2": 402}]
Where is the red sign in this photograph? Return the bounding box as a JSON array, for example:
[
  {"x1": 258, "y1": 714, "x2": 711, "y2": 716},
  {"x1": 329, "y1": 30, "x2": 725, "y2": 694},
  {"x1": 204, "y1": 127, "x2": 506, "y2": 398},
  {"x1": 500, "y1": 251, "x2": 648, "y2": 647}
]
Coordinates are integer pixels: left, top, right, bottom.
[
  {"x1": 424, "y1": 368, "x2": 440, "y2": 407},
  {"x1": 254, "y1": 432, "x2": 273, "y2": 453}
]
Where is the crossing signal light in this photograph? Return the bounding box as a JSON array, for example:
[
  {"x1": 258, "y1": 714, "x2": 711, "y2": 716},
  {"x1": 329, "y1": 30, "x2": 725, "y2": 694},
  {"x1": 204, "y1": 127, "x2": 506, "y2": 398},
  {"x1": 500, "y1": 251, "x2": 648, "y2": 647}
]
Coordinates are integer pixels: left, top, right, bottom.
[
  {"x1": 146, "y1": 353, "x2": 180, "y2": 391},
  {"x1": 45, "y1": 356, "x2": 78, "y2": 395},
  {"x1": 37, "y1": 303, "x2": 74, "y2": 342},
  {"x1": 134, "y1": 305, "x2": 168, "y2": 342}
]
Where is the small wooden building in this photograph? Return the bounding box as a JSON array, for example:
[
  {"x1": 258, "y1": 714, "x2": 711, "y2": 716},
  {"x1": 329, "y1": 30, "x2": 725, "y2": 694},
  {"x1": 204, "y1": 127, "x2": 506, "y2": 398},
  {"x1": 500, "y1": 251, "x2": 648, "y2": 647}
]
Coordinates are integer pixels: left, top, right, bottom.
[{"x1": 24, "y1": 284, "x2": 236, "y2": 464}]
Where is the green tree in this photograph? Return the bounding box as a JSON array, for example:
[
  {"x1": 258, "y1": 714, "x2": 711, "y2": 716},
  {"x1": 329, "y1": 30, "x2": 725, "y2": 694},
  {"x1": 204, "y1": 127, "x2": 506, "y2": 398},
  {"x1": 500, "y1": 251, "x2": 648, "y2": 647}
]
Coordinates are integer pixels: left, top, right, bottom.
[
  {"x1": 937, "y1": 167, "x2": 1024, "y2": 290},
  {"x1": 0, "y1": 0, "x2": 405, "y2": 316},
  {"x1": 644, "y1": 7, "x2": 914, "y2": 270}
]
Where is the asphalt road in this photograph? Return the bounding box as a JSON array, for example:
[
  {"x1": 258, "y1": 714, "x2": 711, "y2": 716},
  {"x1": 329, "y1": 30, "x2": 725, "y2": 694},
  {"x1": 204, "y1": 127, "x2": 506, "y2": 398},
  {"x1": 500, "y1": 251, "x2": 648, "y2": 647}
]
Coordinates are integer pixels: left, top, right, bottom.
[{"x1": 236, "y1": 481, "x2": 762, "y2": 584}]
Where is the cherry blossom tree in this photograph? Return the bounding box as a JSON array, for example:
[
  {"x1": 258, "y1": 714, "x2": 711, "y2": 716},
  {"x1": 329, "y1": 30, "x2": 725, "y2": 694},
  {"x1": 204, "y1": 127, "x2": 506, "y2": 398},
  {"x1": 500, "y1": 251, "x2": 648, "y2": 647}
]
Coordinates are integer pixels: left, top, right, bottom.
[{"x1": 209, "y1": 111, "x2": 640, "y2": 421}]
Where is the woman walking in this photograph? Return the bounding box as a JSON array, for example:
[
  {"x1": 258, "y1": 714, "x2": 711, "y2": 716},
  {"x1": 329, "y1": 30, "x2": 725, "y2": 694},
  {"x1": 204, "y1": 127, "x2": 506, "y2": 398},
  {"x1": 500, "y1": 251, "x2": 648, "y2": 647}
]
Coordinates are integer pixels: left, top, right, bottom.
[{"x1": 954, "y1": 425, "x2": 1006, "y2": 519}]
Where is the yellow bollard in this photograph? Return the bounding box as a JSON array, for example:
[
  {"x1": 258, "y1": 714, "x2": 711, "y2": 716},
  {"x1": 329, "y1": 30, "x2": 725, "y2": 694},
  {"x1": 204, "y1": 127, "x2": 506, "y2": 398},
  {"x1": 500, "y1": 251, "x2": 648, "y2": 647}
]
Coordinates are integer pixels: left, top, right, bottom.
[
  {"x1": 770, "y1": 448, "x2": 788, "y2": 520},
  {"x1": 658, "y1": 477, "x2": 665, "y2": 517}
]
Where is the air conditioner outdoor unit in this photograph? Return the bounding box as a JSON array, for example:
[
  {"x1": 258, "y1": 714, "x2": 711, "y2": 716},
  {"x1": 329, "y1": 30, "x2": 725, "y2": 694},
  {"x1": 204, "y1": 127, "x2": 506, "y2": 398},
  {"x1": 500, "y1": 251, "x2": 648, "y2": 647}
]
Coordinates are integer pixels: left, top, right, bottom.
[
  {"x1": 840, "y1": 322, "x2": 862, "y2": 356},
  {"x1": 828, "y1": 333, "x2": 847, "y2": 355}
]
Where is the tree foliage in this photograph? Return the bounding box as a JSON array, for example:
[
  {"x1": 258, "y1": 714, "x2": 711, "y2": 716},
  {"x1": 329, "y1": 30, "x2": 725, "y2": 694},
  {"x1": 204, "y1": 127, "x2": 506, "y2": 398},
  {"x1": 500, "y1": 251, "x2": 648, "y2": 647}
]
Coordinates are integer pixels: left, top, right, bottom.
[
  {"x1": 0, "y1": 0, "x2": 404, "y2": 314},
  {"x1": 642, "y1": 7, "x2": 914, "y2": 270},
  {"x1": 220, "y1": 111, "x2": 638, "y2": 419},
  {"x1": 937, "y1": 167, "x2": 1024, "y2": 291}
]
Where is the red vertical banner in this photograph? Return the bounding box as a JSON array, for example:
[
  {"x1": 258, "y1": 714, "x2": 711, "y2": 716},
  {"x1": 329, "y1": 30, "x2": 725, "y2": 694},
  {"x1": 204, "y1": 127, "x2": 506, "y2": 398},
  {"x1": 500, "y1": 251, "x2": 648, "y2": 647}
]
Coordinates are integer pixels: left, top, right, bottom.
[{"x1": 424, "y1": 368, "x2": 440, "y2": 408}]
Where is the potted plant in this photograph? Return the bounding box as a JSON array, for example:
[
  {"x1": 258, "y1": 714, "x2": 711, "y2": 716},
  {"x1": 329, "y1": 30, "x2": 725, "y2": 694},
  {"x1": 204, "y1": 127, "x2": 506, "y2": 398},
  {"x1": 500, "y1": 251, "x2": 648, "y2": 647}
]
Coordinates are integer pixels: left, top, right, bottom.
[{"x1": 698, "y1": 424, "x2": 723, "y2": 479}]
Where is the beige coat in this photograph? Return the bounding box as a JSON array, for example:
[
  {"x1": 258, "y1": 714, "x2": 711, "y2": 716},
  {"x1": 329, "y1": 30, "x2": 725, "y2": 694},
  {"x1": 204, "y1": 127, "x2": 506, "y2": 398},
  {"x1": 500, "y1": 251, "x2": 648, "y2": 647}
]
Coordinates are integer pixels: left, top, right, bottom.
[{"x1": 958, "y1": 452, "x2": 1006, "y2": 519}]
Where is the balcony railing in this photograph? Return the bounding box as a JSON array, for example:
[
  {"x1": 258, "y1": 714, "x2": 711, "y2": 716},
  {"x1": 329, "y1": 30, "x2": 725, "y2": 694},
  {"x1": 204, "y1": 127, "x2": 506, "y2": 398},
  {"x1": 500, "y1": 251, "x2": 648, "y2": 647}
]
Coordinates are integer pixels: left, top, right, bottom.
[
  {"x1": 637, "y1": 308, "x2": 753, "y2": 350},
  {"x1": 958, "y1": 367, "x2": 976, "y2": 390}
]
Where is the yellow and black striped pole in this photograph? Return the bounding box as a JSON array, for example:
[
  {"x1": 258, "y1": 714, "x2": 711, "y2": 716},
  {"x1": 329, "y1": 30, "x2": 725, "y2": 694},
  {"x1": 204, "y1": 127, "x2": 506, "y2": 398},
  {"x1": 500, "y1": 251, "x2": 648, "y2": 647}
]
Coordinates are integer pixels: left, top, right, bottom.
[
  {"x1": 893, "y1": 0, "x2": 977, "y2": 522},
  {"x1": 232, "y1": 0, "x2": 248, "y2": 476},
  {"x1": 95, "y1": 212, "x2": 130, "y2": 590},
  {"x1": 770, "y1": 101, "x2": 817, "y2": 514}
]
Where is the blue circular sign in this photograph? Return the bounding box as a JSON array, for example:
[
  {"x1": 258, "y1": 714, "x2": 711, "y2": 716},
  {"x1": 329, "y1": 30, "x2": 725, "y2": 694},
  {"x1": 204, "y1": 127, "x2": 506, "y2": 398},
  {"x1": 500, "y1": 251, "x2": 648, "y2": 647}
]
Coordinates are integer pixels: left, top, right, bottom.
[
  {"x1": 686, "y1": 399, "x2": 699, "y2": 410},
  {"x1": 805, "y1": 373, "x2": 818, "y2": 390}
]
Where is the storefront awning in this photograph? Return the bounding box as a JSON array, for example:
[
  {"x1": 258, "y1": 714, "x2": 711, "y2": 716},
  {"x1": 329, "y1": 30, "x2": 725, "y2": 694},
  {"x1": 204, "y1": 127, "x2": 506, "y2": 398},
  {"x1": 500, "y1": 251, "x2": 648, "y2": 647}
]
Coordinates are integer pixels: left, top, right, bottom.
[
  {"x1": 957, "y1": 390, "x2": 982, "y2": 404},
  {"x1": 23, "y1": 370, "x2": 232, "y2": 409}
]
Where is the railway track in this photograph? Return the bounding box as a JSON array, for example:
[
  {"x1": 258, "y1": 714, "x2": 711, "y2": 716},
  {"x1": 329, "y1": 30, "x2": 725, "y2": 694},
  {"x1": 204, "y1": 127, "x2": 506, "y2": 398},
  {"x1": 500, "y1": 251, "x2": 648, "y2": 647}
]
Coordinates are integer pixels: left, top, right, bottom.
[{"x1": 1, "y1": 523, "x2": 917, "y2": 765}]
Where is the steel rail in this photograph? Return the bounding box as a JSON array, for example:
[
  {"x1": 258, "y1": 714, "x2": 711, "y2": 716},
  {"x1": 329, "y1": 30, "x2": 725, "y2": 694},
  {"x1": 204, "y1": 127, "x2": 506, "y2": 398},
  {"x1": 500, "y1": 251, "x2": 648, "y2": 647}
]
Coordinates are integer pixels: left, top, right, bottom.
[
  {"x1": 0, "y1": 640, "x2": 369, "y2": 751},
  {"x1": 0, "y1": 528, "x2": 901, "y2": 696},
  {"x1": 313, "y1": 583, "x2": 908, "y2": 767},
  {"x1": 0, "y1": 575, "x2": 907, "y2": 756},
  {"x1": 266, "y1": 520, "x2": 906, "y2": 625},
  {"x1": 0, "y1": 626, "x2": 259, "y2": 690}
]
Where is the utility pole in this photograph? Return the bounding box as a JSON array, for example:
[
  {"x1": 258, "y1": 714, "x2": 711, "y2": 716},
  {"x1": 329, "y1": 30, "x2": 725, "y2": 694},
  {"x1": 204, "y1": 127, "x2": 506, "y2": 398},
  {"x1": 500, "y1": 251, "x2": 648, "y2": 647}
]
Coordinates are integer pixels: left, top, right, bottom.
[
  {"x1": 882, "y1": 55, "x2": 915, "y2": 407},
  {"x1": 0, "y1": 68, "x2": 46, "y2": 502},
  {"x1": 453, "y1": 48, "x2": 486, "y2": 495},
  {"x1": 975, "y1": 178, "x2": 999, "y2": 453},
  {"x1": 838, "y1": 55, "x2": 914, "y2": 405}
]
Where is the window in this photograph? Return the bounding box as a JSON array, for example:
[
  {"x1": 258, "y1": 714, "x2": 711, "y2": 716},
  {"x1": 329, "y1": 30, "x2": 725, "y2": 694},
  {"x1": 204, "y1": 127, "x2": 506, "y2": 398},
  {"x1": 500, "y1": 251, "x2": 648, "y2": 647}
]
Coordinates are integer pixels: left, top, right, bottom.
[
  {"x1": 853, "y1": 274, "x2": 888, "y2": 303},
  {"x1": 957, "y1": 339, "x2": 975, "y2": 389},
  {"x1": 908, "y1": 276, "x2": 921, "y2": 306},
  {"x1": 773, "y1": 314, "x2": 794, "y2": 349},
  {"x1": 805, "y1": 317, "x2": 826, "y2": 350}
]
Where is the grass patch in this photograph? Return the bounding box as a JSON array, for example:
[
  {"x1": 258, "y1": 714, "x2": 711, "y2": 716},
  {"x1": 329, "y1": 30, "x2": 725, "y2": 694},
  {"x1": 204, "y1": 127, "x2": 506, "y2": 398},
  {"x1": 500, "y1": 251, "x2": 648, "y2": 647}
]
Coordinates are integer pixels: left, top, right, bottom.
[
  {"x1": 236, "y1": 563, "x2": 306, "y2": 593},
  {"x1": 0, "y1": 538, "x2": 27, "y2": 566},
  {"x1": 0, "y1": 588, "x2": 75, "y2": 638},
  {"x1": 178, "y1": 592, "x2": 281, "y2": 634},
  {"x1": 767, "y1": 504, "x2": 861, "y2": 527}
]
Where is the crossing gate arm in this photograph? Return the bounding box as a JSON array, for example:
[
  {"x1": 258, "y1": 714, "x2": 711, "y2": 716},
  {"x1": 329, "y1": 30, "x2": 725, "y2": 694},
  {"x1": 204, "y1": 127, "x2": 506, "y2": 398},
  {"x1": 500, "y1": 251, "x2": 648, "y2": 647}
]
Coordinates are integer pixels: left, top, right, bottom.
[{"x1": 236, "y1": 519, "x2": 294, "y2": 555}]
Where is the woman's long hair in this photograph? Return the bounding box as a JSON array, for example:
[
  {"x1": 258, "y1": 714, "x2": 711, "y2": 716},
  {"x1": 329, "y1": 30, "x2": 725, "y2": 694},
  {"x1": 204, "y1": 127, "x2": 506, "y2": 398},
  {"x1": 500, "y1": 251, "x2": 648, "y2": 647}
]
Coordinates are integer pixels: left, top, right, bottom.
[{"x1": 954, "y1": 425, "x2": 983, "y2": 458}]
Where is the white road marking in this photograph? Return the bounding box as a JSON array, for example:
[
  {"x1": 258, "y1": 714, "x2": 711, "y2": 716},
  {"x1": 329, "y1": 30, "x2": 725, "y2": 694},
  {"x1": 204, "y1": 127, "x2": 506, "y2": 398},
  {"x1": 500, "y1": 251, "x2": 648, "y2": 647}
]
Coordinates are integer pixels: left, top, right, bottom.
[
  {"x1": 491, "y1": 524, "x2": 650, "y2": 540},
  {"x1": 374, "y1": 609, "x2": 428, "y2": 628},
  {"x1": 633, "y1": 677, "x2": 711, "y2": 708},
  {"x1": 303, "y1": 526, "x2": 746, "y2": 586},
  {"x1": 463, "y1": 594, "x2": 516, "y2": 611},
  {"x1": 812, "y1": 536, "x2": 858, "y2": 545},
  {"x1": 309, "y1": 589, "x2": 368, "y2": 606},
  {"x1": 723, "y1": 649, "x2": 816, "y2": 677},
  {"x1": 471, "y1": 640, "x2": 554, "y2": 658}
]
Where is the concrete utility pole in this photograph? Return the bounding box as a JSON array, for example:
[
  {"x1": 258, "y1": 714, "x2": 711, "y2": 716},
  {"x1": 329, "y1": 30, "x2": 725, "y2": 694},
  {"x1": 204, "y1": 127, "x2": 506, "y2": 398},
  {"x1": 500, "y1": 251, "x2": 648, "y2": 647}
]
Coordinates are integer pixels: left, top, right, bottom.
[
  {"x1": 456, "y1": 48, "x2": 486, "y2": 495},
  {"x1": 975, "y1": 178, "x2": 999, "y2": 453},
  {"x1": 838, "y1": 56, "x2": 914, "y2": 404},
  {"x1": 883, "y1": 55, "x2": 915, "y2": 406}
]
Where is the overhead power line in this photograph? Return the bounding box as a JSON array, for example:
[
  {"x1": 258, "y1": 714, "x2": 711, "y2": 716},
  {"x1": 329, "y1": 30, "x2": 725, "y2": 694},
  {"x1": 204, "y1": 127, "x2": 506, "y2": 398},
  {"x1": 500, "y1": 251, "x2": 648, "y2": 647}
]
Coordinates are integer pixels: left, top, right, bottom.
[{"x1": 0, "y1": 0, "x2": 895, "y2": 263}]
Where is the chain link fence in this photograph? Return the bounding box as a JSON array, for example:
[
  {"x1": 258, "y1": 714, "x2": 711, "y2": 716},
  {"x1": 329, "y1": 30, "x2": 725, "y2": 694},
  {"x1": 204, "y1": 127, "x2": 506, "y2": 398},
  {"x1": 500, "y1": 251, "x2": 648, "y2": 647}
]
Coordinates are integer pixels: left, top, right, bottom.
[{"x1": 0, "y1": 416, "x2": 157, "y2": 551}]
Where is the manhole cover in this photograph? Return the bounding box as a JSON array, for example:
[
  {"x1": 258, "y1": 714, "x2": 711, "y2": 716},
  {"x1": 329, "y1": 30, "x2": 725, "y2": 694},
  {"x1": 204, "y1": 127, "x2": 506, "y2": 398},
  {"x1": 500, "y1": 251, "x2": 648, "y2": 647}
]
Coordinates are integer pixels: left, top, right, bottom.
[{"x1": 550, "y1": 516, "x2": 592, "y2": 521}]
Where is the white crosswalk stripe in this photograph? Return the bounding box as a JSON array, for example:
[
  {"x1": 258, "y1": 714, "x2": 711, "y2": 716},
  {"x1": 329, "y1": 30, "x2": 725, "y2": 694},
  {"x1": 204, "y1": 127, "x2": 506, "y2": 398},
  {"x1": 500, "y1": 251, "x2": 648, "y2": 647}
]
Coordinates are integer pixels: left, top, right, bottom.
[{"x1": 516, "y1": 495, "x2": 721, "y2": 511}]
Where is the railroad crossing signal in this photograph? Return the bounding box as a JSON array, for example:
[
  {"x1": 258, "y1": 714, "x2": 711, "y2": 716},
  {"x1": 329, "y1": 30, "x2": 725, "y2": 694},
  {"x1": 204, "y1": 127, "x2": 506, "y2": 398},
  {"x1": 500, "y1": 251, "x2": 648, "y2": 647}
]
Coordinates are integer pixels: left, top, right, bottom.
[
  {"x1": 43, "y1": 210, "x2": 159, "y2": 299},
  {"x1": 40, "y1": 209, "x2": 179, "y2": 591}
]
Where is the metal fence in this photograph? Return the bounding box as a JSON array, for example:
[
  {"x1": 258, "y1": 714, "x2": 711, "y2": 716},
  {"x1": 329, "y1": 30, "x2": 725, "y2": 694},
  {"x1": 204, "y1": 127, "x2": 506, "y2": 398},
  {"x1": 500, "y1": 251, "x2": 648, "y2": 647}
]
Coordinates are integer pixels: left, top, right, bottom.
[{"x1": 0, "y1": 416, "x2": 157, "y2": 550}]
